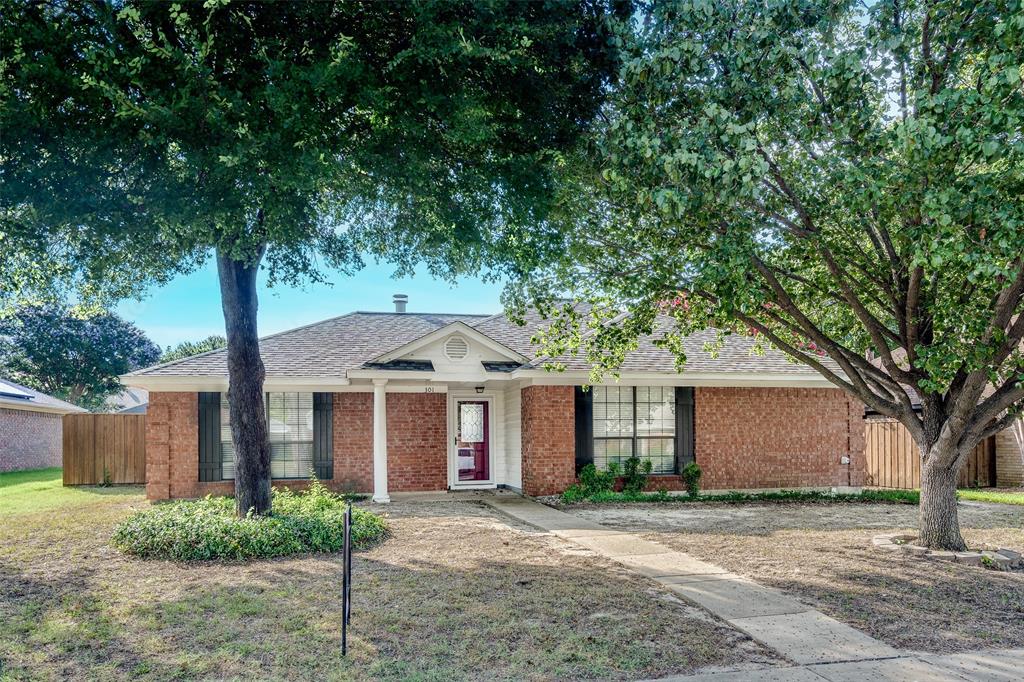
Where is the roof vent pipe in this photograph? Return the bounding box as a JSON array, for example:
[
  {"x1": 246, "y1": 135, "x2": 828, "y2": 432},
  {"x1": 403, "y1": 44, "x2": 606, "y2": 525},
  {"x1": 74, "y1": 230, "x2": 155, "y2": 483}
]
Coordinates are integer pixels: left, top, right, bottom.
[{"x1": 393, "y1": 294, "x2": 408, "y2": 313}]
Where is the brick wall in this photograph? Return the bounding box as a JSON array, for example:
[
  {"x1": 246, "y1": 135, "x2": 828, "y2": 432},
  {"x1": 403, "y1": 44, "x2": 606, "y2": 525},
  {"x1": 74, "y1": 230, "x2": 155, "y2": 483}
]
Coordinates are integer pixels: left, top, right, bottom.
[
  {"x1": 151, "y1": 392, "x2": 295, "y2": 500},
  {"x1": 694, "y1": 387, "x2": 865, "y2": 490},
  {"x1": 146, "y1": 390, "x2": 451, "y2": 500},
  {"x1": 146, "y1": 392, "x2": 220, "y2": 500},
  {"x1": 0, "y1": 407, "x2": 63, "y2": 472},
  {"x1": 995, "y1": 418, "x2": 1024, "y2": 487},
  {"x1": 147, "y1": 385, "x2": 868, "y2": 501},
  {"x1": 520, "y1": 385, "x2": 576, "y2": 496},
  {"x1": 386, "y1": 392, "x2": 447, "y2": 492},
  {"x1": 333, "y1": 392, "x2": 373, "y2": 492}
]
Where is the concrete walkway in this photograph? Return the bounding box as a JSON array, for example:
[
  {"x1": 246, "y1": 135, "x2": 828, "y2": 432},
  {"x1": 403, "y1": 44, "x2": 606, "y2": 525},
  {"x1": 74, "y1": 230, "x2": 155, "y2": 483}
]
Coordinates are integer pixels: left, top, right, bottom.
[
  {"x1": 652, "y1": 648, "x2": 1024, "y2": 681},
  {"x1": 484, "y1": 495, "x2": 1022, "y2": 681}
]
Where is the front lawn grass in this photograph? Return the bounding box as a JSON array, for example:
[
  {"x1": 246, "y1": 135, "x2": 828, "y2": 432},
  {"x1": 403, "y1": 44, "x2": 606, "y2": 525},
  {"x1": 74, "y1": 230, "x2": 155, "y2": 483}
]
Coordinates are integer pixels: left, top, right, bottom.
[
  {"x1": 957, "y1": 488, "x2": 1024, "y2": 505},
  {"x1": 0, "y1": 480, "x2": 771, "y2": 680},
  {"x1": 0, "y1": 467, "x2": 141, "y2": 516},
  {"x1": 568, "y1": 501, "x2": 1024, "y2": 653}
]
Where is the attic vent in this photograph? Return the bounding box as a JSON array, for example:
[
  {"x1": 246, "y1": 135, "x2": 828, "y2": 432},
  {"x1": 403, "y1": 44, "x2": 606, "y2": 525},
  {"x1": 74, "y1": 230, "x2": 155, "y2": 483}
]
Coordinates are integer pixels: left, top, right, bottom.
[{"x1": 444, "y1": 335, "x2": 469, "y2": 361}]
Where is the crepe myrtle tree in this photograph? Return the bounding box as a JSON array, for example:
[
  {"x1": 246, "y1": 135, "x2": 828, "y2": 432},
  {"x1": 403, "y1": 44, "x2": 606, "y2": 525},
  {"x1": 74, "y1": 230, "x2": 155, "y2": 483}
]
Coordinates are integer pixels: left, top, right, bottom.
[
  {"x1": 1, "y1": 0, "x2": 626, "y2": 515},
  {"x1": 0, "y1": 304, "x2": 160, "y2": 410},
  {"x1": 511, "y1": 0, "x2": 1023, "y2": 549}
]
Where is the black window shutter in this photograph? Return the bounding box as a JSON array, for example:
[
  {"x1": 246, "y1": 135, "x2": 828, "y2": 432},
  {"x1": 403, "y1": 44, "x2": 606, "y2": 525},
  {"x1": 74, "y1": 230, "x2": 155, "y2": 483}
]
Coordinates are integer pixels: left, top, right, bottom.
[
  {"x1": 675, "y1": 387, "x2": 695, "y2": 472},
  {"x1": 313, "y1": 392, "x2": 334, "y2": 480},
  {"x1": 198, "y1": 392, "x2": 221, "y2": 482},
  {"x1": 574, "y1": 386, "x2": 594, "y2": 473}
]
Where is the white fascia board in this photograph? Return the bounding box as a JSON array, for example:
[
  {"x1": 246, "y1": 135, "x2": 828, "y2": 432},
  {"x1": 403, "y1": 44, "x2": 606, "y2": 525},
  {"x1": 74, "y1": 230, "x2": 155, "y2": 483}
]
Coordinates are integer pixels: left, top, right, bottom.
[
  {"x1": 370, "y1": 321, "x2": 528, "y2": 364},
  {"x1": 347, "y1": 369, "x2": 515, "y2": 383},
  {"x1": 336, "y1": 383, "x2": 449, "y2": 393},
  {"x1": 385, "y1": 383, "x2": 448, "y2": 393},
  {"x1": 121, "y1": 375, "x2": 350, "y2": 392},
  {"x1": 512, "y1": 370, "x2": 835, "y2": 388},
  {"x1": 0, "y1": 399, "x2": 85, "y2": 415},
  {"x1": 345, "y1": 370, "x2": 438, "y2": 381}
]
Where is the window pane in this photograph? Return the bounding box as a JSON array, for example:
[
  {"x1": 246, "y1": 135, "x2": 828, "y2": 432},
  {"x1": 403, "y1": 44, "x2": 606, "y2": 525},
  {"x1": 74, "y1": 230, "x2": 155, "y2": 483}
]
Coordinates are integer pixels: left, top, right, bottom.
[
  {"x1": 270, "y1": 442, "x2": 314, "y2": 480},
  {"x1": 594, "y1": 438, "x2": 633, "y2": 471},
  {"x1": 637, "y1": 386, "x2": 675, "y2": 438},
  {"x1": 638, "y1": 438, "x2": 675, "y2": 474},
  {"x1": 459, "y1": 403, "x2": 485, "y2": 442},
  {"x1": 592, "y1": 384, "x2": 633, "y2": 440},
  {"x1": 220, "y1": 392, "x2": 313, "y2": 480},
  {"x1": 220, "y1": 393, "x2": 235, "y2": 480}
]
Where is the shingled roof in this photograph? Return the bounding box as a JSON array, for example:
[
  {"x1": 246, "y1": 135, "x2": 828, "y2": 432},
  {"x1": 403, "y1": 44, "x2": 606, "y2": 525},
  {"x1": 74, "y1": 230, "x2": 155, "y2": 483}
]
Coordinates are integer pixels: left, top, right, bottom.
[
  {"x1": 130, "y1": 312, "x2": 486, "y2": 378},
  {"x1": 129, "y1": 309, "x2": 829, "y2": 380},
  {"x1": 0, "y1": 377, "x2": 87, "y2": 414}
]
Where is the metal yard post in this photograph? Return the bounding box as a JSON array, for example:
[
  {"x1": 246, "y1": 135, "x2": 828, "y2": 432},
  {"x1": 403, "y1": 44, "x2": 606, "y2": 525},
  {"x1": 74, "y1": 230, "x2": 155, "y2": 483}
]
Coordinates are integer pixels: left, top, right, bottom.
[{"x1": 341, "y1": 502, "x2": 352, "y2": 656}]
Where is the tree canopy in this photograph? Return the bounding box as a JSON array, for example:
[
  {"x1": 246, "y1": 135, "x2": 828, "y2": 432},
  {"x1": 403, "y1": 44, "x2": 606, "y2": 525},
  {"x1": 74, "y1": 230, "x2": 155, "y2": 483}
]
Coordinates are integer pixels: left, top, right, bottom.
[
  {"x1": 2, "y1": 0, "x2": 626, "y2": 514},
  {"x1": 0, "y1": 304, "x2": 160, "y2": 409},
  {"x1": 160, "y1": 335, "x2": 227, "y2": 364},
  {"x1": 1, "y1": 0, "x2": 625, "y2": 306},
  {"x1": 512, "y1": 0, "x2": 1023, "y2": 549}
]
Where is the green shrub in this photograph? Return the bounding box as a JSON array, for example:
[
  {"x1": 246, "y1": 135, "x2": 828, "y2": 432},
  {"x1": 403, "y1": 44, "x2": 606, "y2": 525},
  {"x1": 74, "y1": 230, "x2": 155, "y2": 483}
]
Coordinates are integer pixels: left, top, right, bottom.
[
  {"x1": 576, "y1": 488, "x2": 921, "y2": 505},
  {"x1": 621, "y1": 456, "x2": 653, "y2": 494},
  {"x1": 860, "y1": 488, "x2": 918, "y2": 504},
  {"x1": 588, "y1": 489, "x2": 657, "y2": 503},
  {"x1": 112, "y1": 480, "x2": 388, "y2": 561},
  {"x1": 681, "y1": 462, "x2": 702, "y2": 498},
  {"x1": 579, "y1": 462, "x2": 619, "y2": 496},
  {"x1": 561, "y1": 483, "x2": 588, "y2": 504}
]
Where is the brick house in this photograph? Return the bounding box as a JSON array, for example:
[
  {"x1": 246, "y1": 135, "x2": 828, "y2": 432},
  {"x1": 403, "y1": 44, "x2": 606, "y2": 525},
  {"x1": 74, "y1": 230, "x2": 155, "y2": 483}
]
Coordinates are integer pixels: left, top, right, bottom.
[
  {"x1": 124, "y1": 299, "x2": 870, "y2": 502},
  {"x1": 0, "y1": 378, "x2": 86, "y2": 473}
]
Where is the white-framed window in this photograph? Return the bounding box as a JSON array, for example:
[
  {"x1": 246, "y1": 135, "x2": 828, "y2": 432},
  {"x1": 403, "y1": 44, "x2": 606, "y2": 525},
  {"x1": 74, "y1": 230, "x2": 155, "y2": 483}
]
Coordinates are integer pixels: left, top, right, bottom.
[
  {"x1": 220, "y1": 392, "x2": 314, "y2": 480},
  {"x1": 592, "y1": 385, "x2": 676, "y2": 474}
]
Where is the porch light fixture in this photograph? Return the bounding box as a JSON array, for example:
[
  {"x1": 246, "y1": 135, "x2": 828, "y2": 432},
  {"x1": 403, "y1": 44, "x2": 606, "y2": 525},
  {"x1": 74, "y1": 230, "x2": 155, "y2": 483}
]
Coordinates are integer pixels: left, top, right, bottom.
[{"x1": 475, "y1": 386, "x2": 484, "y2": 394}]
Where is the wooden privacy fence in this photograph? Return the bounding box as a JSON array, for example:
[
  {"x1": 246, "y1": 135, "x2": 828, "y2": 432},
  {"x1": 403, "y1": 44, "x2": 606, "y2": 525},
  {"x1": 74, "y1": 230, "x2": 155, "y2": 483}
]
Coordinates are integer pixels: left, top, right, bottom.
[
  {"x1": 63, "y1": 414, "x2": 146, "y2": 485},
  {"x1": 865, "y1": 418, "x2": 996, "y2": 489}
]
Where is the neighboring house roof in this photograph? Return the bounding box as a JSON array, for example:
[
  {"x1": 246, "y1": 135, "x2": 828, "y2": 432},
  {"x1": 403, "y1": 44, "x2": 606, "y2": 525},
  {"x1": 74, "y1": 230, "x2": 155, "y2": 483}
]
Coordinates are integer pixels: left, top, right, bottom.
[
  {"x1": 104, "y1": 387, "x2": 149, "y2": 413},
  {"x1": 125, "y1": 307, "x2": 835, "y2": 386},
  {"x1": 0, "y1": 378, "x2": 87, "y2": 415}
]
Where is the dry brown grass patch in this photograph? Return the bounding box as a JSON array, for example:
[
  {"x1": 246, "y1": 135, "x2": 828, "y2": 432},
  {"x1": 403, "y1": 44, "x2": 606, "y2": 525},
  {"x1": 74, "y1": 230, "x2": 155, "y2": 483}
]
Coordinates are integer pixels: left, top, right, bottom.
[
  {"x1": 570, "y1": 501, "x2": 1024, "y2": 653},
  {"x1": 0, "y1": 484, "x2": 775, "y2": 680}
]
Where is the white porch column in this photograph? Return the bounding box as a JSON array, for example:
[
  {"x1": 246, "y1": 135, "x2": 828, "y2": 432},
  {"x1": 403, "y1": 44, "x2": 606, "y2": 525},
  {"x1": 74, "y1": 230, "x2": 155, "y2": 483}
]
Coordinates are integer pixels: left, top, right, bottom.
[{"x1": 372, "y1": 379, "x2": 390, "y2": 503}]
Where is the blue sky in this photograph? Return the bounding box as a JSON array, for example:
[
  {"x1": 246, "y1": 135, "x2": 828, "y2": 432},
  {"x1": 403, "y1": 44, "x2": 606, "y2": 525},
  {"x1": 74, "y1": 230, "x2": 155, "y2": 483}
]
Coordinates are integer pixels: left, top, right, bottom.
[{"x1": 116, "y1": 260, "x2": 504, "y2": 349}]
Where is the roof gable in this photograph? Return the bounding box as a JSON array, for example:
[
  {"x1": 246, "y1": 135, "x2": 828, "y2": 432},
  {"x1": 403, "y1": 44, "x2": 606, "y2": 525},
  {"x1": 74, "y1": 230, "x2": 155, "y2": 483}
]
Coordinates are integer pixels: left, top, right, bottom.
[{"x1": 370, "y1": 321, "x2": 528, "y2": 365}]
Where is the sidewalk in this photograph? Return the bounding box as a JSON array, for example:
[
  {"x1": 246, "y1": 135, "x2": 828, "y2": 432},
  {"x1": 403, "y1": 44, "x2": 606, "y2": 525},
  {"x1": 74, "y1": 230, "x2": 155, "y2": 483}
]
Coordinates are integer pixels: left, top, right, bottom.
[
  {"x1": 484, "y1": 495, "x2": 1022, "y2": 681},
  {"x1": 653, "y1": 648, "x2": 1024, "y2": 681}
]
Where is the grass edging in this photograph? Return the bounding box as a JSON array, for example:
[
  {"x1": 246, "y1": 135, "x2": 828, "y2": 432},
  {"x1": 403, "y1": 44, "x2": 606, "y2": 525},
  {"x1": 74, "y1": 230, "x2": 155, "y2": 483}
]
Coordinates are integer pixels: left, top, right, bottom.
[
  {"x1": 560, "y1": 488, "x2": 920, "y2": 505},
  {"x1": 112, "y1": 480, "x2": 388, "y2": 561},
  {"x1": 956, "y1": 489, "x2": 1024, "y2": 506}
]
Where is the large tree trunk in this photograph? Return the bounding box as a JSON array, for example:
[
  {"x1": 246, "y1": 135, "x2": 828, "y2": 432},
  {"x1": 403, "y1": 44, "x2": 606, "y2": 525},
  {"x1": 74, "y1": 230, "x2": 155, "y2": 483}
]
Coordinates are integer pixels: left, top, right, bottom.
[
  {"x1": 918, "y1": 446, "x2": 966, "y2": 551},
  {"x1": 217, "y1": 246, "x2": 271, "y2": 517}
]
